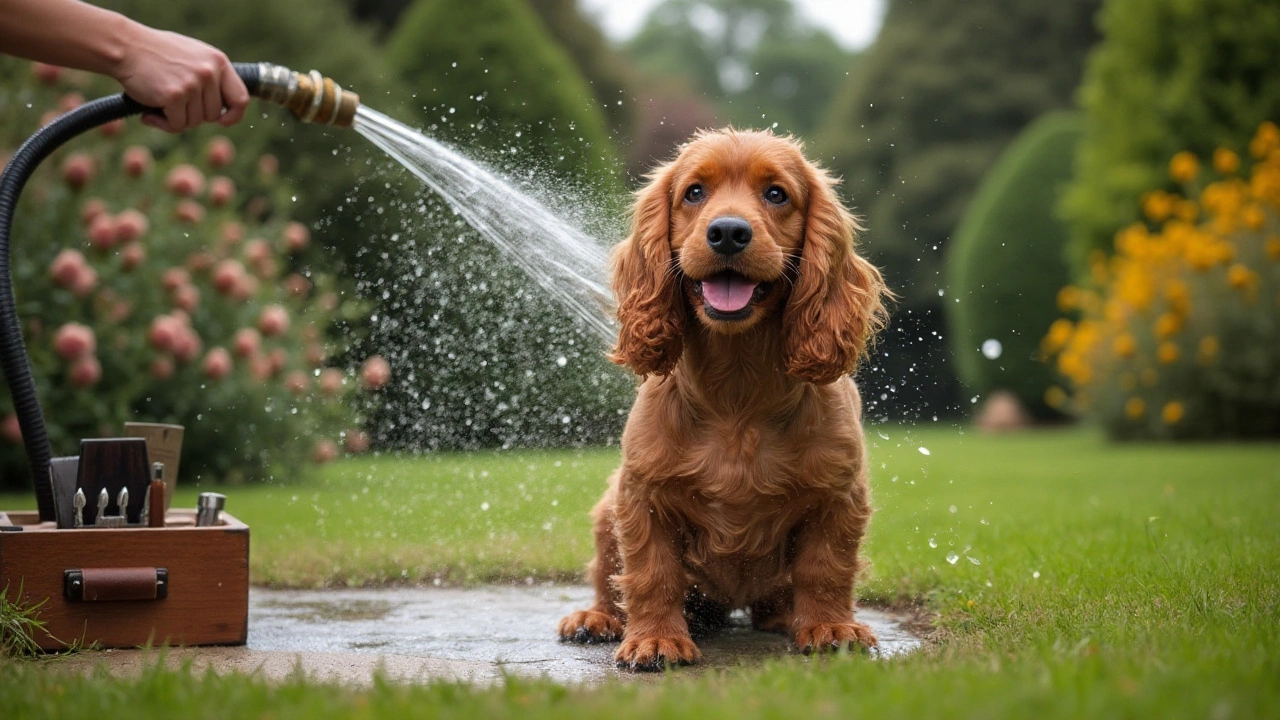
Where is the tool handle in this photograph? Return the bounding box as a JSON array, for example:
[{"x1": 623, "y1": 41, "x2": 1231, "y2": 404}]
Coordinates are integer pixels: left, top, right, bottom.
[
  {"x1": 148, "y1": 479, "x2": 165, "y2": 528},
  {"x1": 63, "y1": 567, "x2": 169, "y2": 601}
]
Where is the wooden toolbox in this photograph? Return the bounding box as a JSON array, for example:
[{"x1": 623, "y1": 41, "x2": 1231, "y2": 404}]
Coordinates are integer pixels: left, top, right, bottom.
[{"x1": 0, "y1": 509, "x2": 249, "y2": 651}]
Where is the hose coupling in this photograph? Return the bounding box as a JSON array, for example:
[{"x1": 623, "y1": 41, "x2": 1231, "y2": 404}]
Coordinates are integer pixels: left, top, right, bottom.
[{"x1": 253, "y1": 63, "x2": 360, "y2": 128}]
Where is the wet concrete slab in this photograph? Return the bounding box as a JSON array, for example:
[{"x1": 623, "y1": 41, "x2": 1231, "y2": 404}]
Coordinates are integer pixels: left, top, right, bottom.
[{"x1": 52, "y1": 585, "x2": 921, "y2": 685}]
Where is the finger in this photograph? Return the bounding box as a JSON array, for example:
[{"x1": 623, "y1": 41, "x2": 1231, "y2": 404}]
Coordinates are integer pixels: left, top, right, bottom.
[
  {"x1": 167, "y1": 101, "x2": 188, "y2": 134},
  {"x1": 203, "y1": 76, "x2": 223, "y2": 124},
  {"x1": 185, "y1": 92, "x2": 203, "y2": 131},
  {"x1": 218, "y1": 61, "x2": 249, "y2": 127}
]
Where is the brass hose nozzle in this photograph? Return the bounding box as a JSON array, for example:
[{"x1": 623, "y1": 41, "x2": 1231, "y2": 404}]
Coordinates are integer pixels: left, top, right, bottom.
[{"x1": 253, "y1": 63, "x2": 360, "y2": 128}]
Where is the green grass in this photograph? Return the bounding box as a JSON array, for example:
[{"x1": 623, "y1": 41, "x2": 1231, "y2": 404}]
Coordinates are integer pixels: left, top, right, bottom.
[{"x1": 2, "y1": 426, "x2": 1278, "y2": 718}]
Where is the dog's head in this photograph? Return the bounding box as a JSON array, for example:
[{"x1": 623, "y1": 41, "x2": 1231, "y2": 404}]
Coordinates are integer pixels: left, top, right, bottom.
[{"x1": 609, "y1": 129, "x2": 888, "y2": 384}]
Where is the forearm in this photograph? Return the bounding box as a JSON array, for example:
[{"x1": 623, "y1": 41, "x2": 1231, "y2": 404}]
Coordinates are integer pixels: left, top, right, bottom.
[{"x1": 0, "y1": 0, "x2": 137, "y2": 79}]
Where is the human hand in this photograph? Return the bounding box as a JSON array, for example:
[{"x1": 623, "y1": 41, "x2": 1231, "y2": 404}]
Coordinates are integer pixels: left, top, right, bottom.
[{"x1": 109, "y1": 25, "x2": 249, "y2": 132}]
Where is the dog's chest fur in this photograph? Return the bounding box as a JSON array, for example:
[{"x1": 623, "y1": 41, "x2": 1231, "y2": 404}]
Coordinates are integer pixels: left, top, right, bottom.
[{"x1": 630, "y1": 380, "x2": 863, "y2": 606}]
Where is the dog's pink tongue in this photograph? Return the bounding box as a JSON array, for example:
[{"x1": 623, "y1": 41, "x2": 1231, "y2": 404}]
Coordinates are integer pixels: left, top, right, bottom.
[{"x1": 701, "y1": 273, "x2": 757, "y2": 313}]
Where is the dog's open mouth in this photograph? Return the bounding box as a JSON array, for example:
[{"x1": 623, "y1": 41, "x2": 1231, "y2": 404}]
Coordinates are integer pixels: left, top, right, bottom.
[{"x1": 691, "y1": 271, "x2": 772, "y2": 320}]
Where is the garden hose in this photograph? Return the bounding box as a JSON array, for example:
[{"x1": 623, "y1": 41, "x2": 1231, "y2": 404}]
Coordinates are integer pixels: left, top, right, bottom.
[{"x1": 0, "y1": 62, "x2": 360, "y2": 521}]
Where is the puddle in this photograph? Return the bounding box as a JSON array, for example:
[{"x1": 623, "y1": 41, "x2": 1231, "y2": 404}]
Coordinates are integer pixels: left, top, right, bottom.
[{"x1": 248, "y1": 585, "x2": 922, "y2": 682}]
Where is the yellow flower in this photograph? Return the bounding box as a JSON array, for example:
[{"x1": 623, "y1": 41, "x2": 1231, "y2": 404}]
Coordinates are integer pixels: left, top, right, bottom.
[
  {"x1": 1157, "y1": 342, "x2": 1180, "y2": 365},
  {"x1": 1175, "y1": 199, "x2": 1199, "y2": 222},
  {"x1": 1250, "y1": 121, "x2": 1280, "y2": 160},
  {"x1": 1164, "y1": 279, "x2": 1191, "y2": 315},
  {"x1": 1056, "y1": 286, "x2": 1081, "y2": 312},
  {"x1": 1267, "y1": 236, "x2": 1280, "y2": 262},
  {"x1": 1227, "y1": 263, "x2": 1259, "y2": 292},
  {"x1": 1198, "y1": 336, "x2": 1219, "y2": 363},
  {"x1": 1113, "y1": 333, "x2": 1137, "y2": 358},
  {"x1": 1042, "y1": 318, "x2": 1074, "y2": 355},
  {"x1": 1241, "y1": 203, "x2": 1266, "y2": 230},
  {"x1": 1125, "y1": 397, "x2": 1146, "y2": 420},
  {"x1": 1154, "y1": 313, "x2": 1182, "y2": 339},
  {"x1": 1170, "y1": 151, "x2": 1200, "y2": 184},
  {"x1": 1162, "y1": 401, "x2": 1185, "y2": 424},
  {"x1": 1044, "y1": 386, "x2": 1067, "y2": 409},
  {"x1": 1142, "y1": 190, "x2": 1175, "y2": 222},
  {"x1": 1213, "y1": 148, "x2": 1241, "y2": 175}
]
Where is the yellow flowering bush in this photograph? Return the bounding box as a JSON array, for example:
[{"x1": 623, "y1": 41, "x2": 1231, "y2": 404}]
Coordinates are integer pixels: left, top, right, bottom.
[{"x1": 1044, "y1": 122, "x2": 1280, "y2": 440}]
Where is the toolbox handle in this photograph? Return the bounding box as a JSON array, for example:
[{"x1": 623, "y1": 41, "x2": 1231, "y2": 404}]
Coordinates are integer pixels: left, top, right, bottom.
[{"x1": 64, "y1": 567, "x2": 168, "y2": 601}]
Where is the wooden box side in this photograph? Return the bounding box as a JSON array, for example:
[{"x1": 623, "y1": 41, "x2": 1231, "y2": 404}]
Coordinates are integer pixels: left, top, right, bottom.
[{"x1": 0, "y1": 512, "x2": 249, "y2": 651}]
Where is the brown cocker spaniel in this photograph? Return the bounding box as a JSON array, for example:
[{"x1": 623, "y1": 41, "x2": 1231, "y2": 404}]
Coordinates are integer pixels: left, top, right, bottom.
[{"x1": 558, "y1": 129, "x2": 889, "y2": 671}]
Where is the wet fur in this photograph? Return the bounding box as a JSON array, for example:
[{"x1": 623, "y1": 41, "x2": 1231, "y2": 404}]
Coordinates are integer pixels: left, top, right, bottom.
[{"x1": 558, "y1": 129, "x2": 889, "y2": 671}]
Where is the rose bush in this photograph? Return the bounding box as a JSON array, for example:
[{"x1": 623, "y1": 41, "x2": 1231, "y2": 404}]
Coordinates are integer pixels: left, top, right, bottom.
[
  {"x1": 1043, "y1": 122, "x2": 1280, "y2": 440},
  {"x1": 0, "y1": 61, "x2": 386, "y2": 488}
]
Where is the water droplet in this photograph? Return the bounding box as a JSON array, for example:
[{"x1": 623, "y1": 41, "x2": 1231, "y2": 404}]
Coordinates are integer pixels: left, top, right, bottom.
[
  {"x1": 1032, "y1": 570, "x2": 1040, "y2": 579},
  {"x1": 946, "y1": 552, "x2": 959, "y2": 565},
  {"x1": 556, "y1": 355, "x2": 567, "y2": 367},
  {"x1": 918, "y1": 447, "x2": 931, "y2": 456},
  {"x1": 928, "y1": 537, "x2": 937, "y2": 548},
  {"x1": 480, "y1": 502, "x2": 490, "y2": 511},
  {"x1": 967, "y1": 556, "x2": 981, "y2": 565},
  {"x1": 949, "y1": 505, "x2": 957, "y2": 514},
  {"x1": 981, "y1": 339, "x2": 1003, "y2": 360}
]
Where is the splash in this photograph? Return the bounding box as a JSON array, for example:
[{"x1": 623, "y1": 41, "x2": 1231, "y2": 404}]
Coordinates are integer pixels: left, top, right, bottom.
[{"x1": 352, "y1": 106, "x2": 617, "y2": 345}]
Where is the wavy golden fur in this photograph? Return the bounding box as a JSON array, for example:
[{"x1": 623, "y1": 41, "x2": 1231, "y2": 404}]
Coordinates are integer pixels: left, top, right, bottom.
[{"x1": 559, "y1": 129, "x2": 889, "y2": 670}]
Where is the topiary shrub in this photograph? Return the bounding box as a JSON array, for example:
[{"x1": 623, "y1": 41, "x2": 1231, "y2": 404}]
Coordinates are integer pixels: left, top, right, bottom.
[
  {"x1": 946, "y1": 113, "x2": 1084, "y2": 420},
  {"x1": 385, "y1": 0, "x2": 619, "y2": 184},
  {"x1": 1061, "y1": 0, "x2": 1280, "y2": 272},
  {"x1": 0, "y1": 61, "x2": 386, "y2": 489},
  {"x1": 1043, "y1": 122, "x2": 1280, "y2": 440}
]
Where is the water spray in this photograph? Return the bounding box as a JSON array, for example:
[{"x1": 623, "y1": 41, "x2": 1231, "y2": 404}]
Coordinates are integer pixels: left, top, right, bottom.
[{"x1": 0, "y1": 62, "x2": 361, "y2": 521}]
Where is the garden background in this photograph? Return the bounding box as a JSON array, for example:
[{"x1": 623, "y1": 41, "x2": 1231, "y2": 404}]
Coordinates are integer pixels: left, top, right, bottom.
[{"x1": 0, "y1": 0, "x2": 1278, "y2": 715}]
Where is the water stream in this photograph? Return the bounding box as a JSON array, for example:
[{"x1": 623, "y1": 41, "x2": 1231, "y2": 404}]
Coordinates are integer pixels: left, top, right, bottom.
[{"x1": 352, "y1": 106, "x2": 617, "y2": 344}]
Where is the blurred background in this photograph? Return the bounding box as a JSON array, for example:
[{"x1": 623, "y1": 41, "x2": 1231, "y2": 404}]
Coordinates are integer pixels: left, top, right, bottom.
[{"x1": 1, "y1": 0, "x2": 1278, "y2": 489}]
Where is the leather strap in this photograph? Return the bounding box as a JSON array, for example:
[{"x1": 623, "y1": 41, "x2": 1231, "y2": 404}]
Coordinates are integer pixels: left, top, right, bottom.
[{"x1": 80, "y1": 567, "x2": 160, "y2": 601}]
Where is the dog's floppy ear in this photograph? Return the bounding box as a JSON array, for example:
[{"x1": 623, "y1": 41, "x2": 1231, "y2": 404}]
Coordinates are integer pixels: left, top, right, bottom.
[
  {"x1": 782, "y1": 164, "x2": 888, "y2": 385},
  {"x1": 608, "y1": 161, "x2": 685, "y2": 376}
]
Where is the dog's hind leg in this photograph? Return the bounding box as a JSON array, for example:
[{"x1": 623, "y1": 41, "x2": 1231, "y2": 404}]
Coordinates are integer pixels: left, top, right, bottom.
[
  {"x1": 749, "y1": 584, "x2": 793, "y2": 635},
  {"x1": 558, "y1": 484, "x2": 626, "y2": 643}
]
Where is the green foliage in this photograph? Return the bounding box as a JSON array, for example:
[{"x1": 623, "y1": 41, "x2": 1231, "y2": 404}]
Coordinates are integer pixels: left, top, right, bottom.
[
  {"x1": 819, "y1": 0, "x2": 1099, "y2": 416},
  {"x1": 946, "y1": 113, "x2": 1084, "y2": 419},
  {"x1": 0, "y1": 582, "x2": 47, "y2": 658},
  {"x1": 1060, "y1": 0, "x2": 1280, "y2": 271},
  {"x1": 0, "y1": 61, "x2": 378, "y2": 488},
  {"x1": 628, "y1": 0, "x2": 851, "y2": 136},
  {"x1": 386, "y1": 0, "x2": 619, "y2": 183}
]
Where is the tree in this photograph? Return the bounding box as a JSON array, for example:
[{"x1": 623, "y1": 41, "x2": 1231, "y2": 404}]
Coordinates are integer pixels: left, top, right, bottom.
[
  {"x1": 946, "y1": 113, "x2": 1084, "y2": 420},
  {"x1": 527, "y1": 0, "x2": 638, "y2": 139},
  {"x1": 386, "y1": 0, "x2": 620, "y2": 183},
  {"x1": 1060, "y1": 0, "x2": 1280, "y2": 270},
  {"x1": 819, "y1": 0, "x2": 1099, "y2": 417}
]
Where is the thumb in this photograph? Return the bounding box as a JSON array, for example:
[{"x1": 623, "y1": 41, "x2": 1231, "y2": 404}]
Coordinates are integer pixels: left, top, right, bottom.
[{"x1": 140, "y1": 114, "x2": 176, "y2": 133}]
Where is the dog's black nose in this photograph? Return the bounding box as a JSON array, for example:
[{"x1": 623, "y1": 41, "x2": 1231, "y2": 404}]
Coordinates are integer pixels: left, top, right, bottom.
[{"x1": 706, "y1": 217, "x2": 752, "y2": 256}]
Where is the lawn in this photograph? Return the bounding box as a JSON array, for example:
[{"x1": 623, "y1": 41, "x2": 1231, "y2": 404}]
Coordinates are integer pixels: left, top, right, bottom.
[{"x1": 2, "y1": 425, "x2": 1278, "y2": 719}]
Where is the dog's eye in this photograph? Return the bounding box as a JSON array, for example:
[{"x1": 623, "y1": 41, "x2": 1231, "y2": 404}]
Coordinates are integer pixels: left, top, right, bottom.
[
  {"x1": 764, "y1": 186, "x2": 789, "y2": 205},
  {"x1": 683, "y1": 184, "x2": 705, "y2": 203}
]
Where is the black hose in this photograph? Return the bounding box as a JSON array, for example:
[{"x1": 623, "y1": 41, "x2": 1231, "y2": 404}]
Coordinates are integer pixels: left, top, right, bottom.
[{"x1": 0, "y1": 63, "x2": 262, "y2": 521}]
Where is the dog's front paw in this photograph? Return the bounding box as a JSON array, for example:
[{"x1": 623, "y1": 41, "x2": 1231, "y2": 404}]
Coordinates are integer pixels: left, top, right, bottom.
[
  {"x1": 558, "y1": 609, "x2": 624, "y2": 644},
  {"x1": 614, "y1": 634, "x2": 700, "y2": 671},
  {"x1": 795, "y1": 621, "x2": 878, "y2": 654}
]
